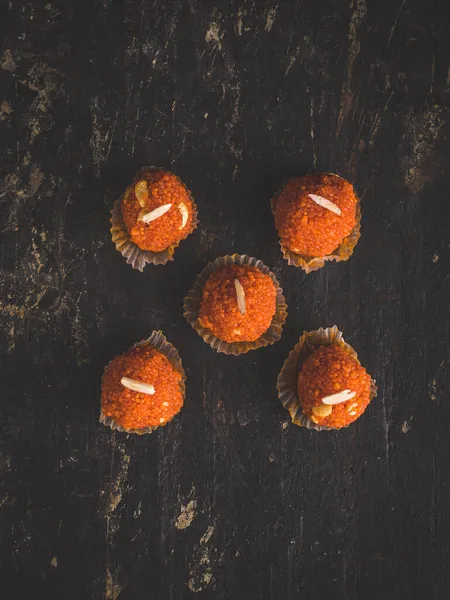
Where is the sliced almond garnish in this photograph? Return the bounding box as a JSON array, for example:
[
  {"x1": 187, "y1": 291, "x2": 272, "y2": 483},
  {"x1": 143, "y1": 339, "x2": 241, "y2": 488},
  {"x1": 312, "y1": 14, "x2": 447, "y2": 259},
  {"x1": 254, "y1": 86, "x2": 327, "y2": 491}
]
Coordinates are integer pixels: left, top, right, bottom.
[
  {"x1": 141, "y1": 203, "x2": 172, "y2": 223},
  {"x1": 312, "y1": 404, "x2": 332, "y2": 417},
  {"x1": 308, "y1": 193, "x2": 342, "y2": 216},
  {"x1": 234, "y1": 279, "x2": 246, "y2": 315},
  {"x1": 349, "y1": 410, "x2": 357, "y2": 416},
  {"x1": 121, "y1": 377, "x2": 155, "y2": 395},
  {"x1": 321, "y1": 389, "x2": 356, "y2": 405},
  {"x1": 310, "y1": 415, "x2": 319, "y2": 424},
  {"x1": 178, "y1": 202, "x2": 189, "y2": 229},
  {"x1": 135, "y1": 180, "x2": 149, "y2": 207},
  {"x1": 347, "y1": 402, "x2": 358, "y2": 412}
]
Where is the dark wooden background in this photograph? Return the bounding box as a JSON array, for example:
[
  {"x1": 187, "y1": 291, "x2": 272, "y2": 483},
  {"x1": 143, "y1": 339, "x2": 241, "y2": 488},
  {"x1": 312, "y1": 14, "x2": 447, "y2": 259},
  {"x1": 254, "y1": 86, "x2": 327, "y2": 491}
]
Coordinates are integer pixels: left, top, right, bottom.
[{"x1": 1, "y1": 1, "x2": 449, "y2": 598}]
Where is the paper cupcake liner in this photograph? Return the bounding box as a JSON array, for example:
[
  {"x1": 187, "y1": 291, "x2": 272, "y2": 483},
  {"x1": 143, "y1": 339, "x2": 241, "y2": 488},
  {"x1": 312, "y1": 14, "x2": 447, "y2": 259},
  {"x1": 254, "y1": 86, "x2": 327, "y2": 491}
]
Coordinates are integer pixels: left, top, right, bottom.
[
  {"x1": 270, "y1": 173, "x2": 361, "y2": 273},
  {"x1": 183, "y1": 254, "x2": 288, "y2": 356},
  {"x1": 110, "y1": 166, "x2": 198, "y2": 272},
  {"x1": 100, "y1": 330, "x2": 186, "y2": 435},
  {"x1": 277, "y1": 325, "x2": 377, "y2": 431}
]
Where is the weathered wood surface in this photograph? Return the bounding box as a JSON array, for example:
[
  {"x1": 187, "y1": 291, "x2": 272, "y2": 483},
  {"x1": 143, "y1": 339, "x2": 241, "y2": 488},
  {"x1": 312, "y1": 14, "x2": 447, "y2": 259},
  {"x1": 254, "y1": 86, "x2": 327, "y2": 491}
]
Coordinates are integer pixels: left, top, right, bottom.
[{"x1": 0, "y1": 1, "x2": 449, "y2": 598}]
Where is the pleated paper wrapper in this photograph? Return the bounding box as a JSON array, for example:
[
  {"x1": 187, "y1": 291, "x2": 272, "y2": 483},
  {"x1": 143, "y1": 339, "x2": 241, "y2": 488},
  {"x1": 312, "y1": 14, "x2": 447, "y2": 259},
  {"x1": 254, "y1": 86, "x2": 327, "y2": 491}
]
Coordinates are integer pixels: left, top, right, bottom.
[
  {"x1": 100, "y1": 330, "x2": 186, "y2": 435},
  {"x1": 110, "y1": 167, "x2": 198, "y2": 272},
  {"x1": 271, "y1": 173, "x2": 361, "y2": 274},
  {"x1": 277, "y1": 325, "x2": 377, "y2": 431},
  {"x1": 184, "y1": 254, "x2": 288, "y2": 356}
]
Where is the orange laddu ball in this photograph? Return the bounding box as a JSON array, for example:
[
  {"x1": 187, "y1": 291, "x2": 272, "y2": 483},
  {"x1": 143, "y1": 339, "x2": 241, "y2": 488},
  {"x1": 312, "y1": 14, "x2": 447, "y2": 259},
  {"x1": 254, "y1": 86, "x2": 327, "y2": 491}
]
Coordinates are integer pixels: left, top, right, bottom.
[
  {"x1": 121, "y1": 168, "x2": 195, "y2": 253},
  {"x1": 273, "y1": 173, "x2": 357, "y2": 257},
  {"x1": 297, "y1": 344, "x2": 372, "y2": 429},
  {"x1": 198, "y1": 264, "x2": 277, "y2": 343},
  {"x1": 101, "y1": 345, "x2": 183, "y2": 430}
]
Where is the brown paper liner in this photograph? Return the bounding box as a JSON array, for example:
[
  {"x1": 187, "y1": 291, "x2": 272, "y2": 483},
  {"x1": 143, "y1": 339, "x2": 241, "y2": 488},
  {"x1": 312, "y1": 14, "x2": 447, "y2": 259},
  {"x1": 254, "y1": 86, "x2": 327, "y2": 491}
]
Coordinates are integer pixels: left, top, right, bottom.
[
  {"x1": 183, "y1": 254, "x2": 288, "y2": 356},
  {"x1": 99, "y1": 330, "x2": 186, "y2": 435},
  {"x1": 110, "y1": 167, "x2": 198, "y2": 272},
  {"x1": 270, "y1": 173, "x2": 361, "y2": 273},
  {"x1": 277, "y1": 326, "x2": 377, "y2": 431}
]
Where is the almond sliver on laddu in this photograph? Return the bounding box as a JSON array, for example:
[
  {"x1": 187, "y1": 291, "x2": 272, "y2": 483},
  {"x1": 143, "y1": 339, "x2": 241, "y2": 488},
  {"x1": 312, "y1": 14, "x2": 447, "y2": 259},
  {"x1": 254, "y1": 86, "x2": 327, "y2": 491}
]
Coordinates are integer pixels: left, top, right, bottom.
[{"x1": 308, "y1": 194, "x2": 341, "y2": 216}]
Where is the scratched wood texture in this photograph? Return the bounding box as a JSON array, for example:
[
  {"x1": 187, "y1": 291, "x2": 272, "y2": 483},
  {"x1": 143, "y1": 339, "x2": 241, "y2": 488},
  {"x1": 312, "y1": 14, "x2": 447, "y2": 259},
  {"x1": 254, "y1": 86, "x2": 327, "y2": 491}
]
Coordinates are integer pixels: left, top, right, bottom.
[{"x1": 1, "y1": 0, "x2": 449, "y2": 598}]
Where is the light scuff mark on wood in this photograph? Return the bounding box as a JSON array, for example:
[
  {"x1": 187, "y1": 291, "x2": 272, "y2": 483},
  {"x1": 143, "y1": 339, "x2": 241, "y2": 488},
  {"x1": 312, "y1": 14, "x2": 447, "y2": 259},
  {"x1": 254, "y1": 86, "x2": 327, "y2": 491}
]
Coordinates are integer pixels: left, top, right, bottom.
[
  {"x1": 0, "y1": 100, "x2": 12, "y2": 121},
  {"x1": 0, "y1": 302, "x2": 27, "y2": 320},
  {"x1": 0, "y1": 48, "x2": 16, "y2": 71},
  {"x1": 200, "y1": 525, "x2": 215, "y2": 545},
  {"x1": 0, "y1": 164, "x2": 45, "y2": 232},
  {"x1": 403, "y1": 105, "x2": 443, "y2": 193},
  {"x1": 235, "y1": 6, "x2": 244, "y2": 36},
  {"x1": 21, "y1": 62, "x2": 66, "y2": 144},
  {"x1": 369, "y1": 89, "x2": 395, "y2": 145},
  {"x1": 236, "y1": 405, "x2": 259, "y2": 427},
  {"x1": 265, "y1": 7, "x2": 277, "y2": 32},
  {"x1": 0, "y1": 159, "x2": 105, "y2": 363},
  {"x1": 310, "y1": 93, "x2": 317, "y2": 169},
  {"x1": 428, "y1": 379, "x2": 437, "y2": 402},
  {"x1": 337, "y1": 0, "x2": 367, "y2": 135},
  {"x1": 0, "y1": 166, "x2": 58, "y2": 350},
  {"x1": 205, "y1": 13, "x2": 224, "y2": 50},
  {"x1": 401, "y1": 421, "x2": 411, "y2": 433},
  {"x1": 187, "y1": 525, "x2": 216, "y2": 592},
  {"x1": 387, "y1": 0, "x2": 406, "y2": 47},
  {"x1": 106, "y1": 448, "x2": 130, "y2": 515},
  {"x1": 105, "y1": 567, "x2": 123, "y2": 600},
  {"x1": 203, "y1": 8, "x2": 242, "y2": 166},
  {"x1": 379, "y1": 392, "x2": 390, "y2": 465},
  {"x1": 0, "y1": 453, "x2": 11, "y2": 476},
  {"x1": 175, "y1": 498, "x2": 197, "y2": 530},
  {"x1": 0, "y1": 453, "x2": 11, "y2": 511},
  {"x1": 285, "y1": 46, "x2": 301, "y2": 76},
  {"x1": 89, "y1": 97, "x2": 119, "y2": 176},
  {"x1": 29, "y1": 164, "x2": 45, "y2": 196},
  {"x1": 103, "y1": 444, "x2": 130, "y2": 600}
]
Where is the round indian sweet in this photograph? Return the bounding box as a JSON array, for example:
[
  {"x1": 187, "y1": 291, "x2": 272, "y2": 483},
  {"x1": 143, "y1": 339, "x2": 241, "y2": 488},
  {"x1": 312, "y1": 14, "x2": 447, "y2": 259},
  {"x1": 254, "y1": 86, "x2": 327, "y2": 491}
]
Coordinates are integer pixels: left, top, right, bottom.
[
  {"x1": 101, "y1": 344, "x2": 183, "y2": 431},
  {"x1": 297, "y1": 344, "x2": 372, "y2": 429},
  {"x1": 197, "y1": 264, "x2": 277, "y2": 344},
  {"x1": 121, "y1": 168, "x2": 195, "y2": 253},
  {"x1": 273, "y1": 173, "x2": 358, "y2": 257}
]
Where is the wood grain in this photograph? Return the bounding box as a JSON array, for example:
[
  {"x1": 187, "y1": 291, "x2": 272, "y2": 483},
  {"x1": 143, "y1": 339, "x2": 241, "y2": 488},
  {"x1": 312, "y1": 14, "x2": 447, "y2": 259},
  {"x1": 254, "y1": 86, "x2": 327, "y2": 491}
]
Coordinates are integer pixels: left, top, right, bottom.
[{"x1": 0, "y1": 1, "x2": 449, "y2": 598}]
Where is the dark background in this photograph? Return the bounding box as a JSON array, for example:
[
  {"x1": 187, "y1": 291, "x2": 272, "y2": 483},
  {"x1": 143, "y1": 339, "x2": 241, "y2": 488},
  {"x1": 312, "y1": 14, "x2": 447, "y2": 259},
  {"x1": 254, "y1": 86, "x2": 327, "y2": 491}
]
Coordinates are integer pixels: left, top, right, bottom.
[{"x1": 0, "y1": 0, "x2": 449, "y2": 598}]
